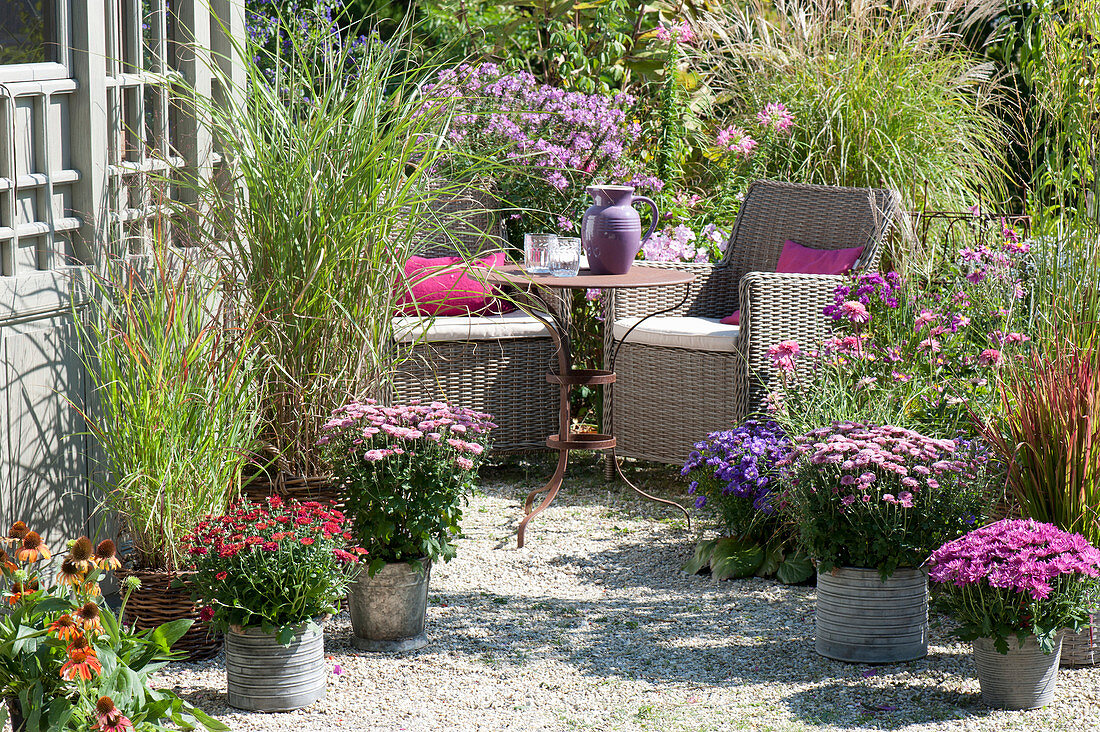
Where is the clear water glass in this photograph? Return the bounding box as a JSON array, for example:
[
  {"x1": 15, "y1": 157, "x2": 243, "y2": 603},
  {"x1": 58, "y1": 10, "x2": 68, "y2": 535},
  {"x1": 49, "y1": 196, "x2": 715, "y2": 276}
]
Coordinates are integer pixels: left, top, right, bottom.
[
  {"x1": 524, "y1": 233, "x2": 555, "y2": 274},
  {"x1": 550, "y1": 237, "x2": 581, "y2": 277}
]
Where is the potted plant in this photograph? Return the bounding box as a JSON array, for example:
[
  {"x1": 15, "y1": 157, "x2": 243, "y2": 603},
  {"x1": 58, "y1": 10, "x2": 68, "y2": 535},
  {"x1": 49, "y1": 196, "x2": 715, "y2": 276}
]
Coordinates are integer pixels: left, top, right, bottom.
[
  {"x1": 680, "y1": 419, "x2": 813, "y2": 583},
  {"x1": 76, "y1": 244, "x2": 259, "y2": 661},
  {"x1": 184, "y1": 497, "x2": 364, "y2": 712},
  {"x1": 319, "y1": 400, "x2": 495, "y2": 651},
  {"x1": 784, "y1": 421, "x2": 991, "y2": 662},
  {"x1": 0, "y1": 521, "x2": 225, "y2": 732},
  {"x1": 928, "y1": 519, "x2": 1100, "y2": 709},
  {"x1": 979, "y1": 341, "x2": 1100, "y2": 666}
]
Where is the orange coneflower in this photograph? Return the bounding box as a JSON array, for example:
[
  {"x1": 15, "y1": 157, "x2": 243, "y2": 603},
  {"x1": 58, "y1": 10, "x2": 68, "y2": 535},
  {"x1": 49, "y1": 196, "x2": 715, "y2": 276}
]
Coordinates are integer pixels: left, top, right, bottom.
[
  {"x1": 3, "y1": 521, "x2": 28, "y2": 546},
  {"x1": 8, "y1": 579, "x2": 39, "y2": 604},
  {"x1": 47, "y1": 614, "x2": 82, "y2": 642},
  {"x1": 60, "y1": 636, "x2": 101, "y2": 680},
  {"x1": 80, "y1": 579, "x2": 102, "y2": 597},
  {"x1": 74, "y1": 602, "x2": 104, "y2": 634},
  {"x1": 92, "y1": 696, "x2": 134, "y2": 732},
  {"x1": 93, "y1": 539, "x2": 121, "y2": 571},
  {"x1": 0, "y1": 548, "x2": 16, "y2": 574},
  {"x1": 57, "y1": 558, "x2": 84, "y2": 587},
  {"x1": 68, "y1": 536, "x2": 94, "y2": 572},
  {"x1": 15, "y1": 531, "x2": 50, "y2": 563}
]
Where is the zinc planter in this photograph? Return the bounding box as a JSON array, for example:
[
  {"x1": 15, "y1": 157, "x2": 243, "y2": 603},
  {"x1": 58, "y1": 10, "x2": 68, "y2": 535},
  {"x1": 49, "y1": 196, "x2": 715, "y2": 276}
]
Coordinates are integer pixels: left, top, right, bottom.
[
  {"x1": 815, "y1": 566, "x2": 928, "y2": 663},
  {"x1": 225, "y1": 622, "x2": 326, "y2": 712},
  {"x1": 973, "y1": 634, "x2": 1063, "y2": 709},
  {"x1": 348, "y1": 559, "x2": 431, "y2": 652}
]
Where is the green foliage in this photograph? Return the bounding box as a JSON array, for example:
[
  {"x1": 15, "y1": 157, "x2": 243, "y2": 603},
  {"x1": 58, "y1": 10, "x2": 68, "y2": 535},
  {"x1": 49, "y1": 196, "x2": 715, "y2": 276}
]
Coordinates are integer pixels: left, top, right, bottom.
[
  {"x1": 75, "y1": 244, "x2": 259, "y2": 572},
  {"x1": 182, "y1": 16, "x2": 488, "y2": 475},
  {"x1": 694, "y1": 0, "x2": 1010, "y2": 212},
  {"x1": 0, "y1": 526, "x2": 221, "y2": 731}
]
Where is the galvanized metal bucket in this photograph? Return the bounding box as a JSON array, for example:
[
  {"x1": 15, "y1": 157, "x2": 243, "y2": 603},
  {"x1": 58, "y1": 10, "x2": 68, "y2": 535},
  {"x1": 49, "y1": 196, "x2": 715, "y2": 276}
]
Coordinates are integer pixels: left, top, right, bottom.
[
  {"x1": 973, "y1": 634, "x2": 1063, "y2": 710},
  {"x1": 348, "y1": 559, "x2": 431, "y2": 652},
  {"x1": 815, "y1": 566, "x2": 928, "y2": 663},
  {"x1": 225, "y1": 622, "x2": 326, "y2": 711}
]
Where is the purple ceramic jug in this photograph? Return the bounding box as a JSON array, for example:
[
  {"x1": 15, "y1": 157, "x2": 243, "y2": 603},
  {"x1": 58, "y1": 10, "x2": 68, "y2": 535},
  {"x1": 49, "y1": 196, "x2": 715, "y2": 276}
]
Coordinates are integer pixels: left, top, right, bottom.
[{"x1": 581, "y1": 185, "x2": 659, "y2": 275}]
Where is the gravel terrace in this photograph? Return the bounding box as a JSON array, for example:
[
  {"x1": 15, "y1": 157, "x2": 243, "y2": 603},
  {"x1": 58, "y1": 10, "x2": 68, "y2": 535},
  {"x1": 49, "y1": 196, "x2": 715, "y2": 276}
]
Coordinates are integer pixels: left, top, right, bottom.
[{"x1": 155, "y1": 455, "x2": 1099, "y2": 732}]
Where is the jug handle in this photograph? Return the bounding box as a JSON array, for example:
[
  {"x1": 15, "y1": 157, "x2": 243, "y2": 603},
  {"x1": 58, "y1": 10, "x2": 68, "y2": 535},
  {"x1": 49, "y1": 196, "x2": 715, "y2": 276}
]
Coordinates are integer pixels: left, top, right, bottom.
[{"x1": 634, "y1": 196, "x2": 660, "y2": 243}]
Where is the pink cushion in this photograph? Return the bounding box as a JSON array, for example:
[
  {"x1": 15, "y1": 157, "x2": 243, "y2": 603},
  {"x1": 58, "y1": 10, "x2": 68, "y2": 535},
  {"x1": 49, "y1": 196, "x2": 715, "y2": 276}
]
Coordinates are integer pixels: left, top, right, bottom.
[
  {"x1": 396, "y1": 252, "x2": 513, "y2": 316},
  {"x1": 775, "y1": 239, "x2": 864, "y2": 276},
  {"x1": 720, "y1": 310, "x2": 740, "y2": 326}
]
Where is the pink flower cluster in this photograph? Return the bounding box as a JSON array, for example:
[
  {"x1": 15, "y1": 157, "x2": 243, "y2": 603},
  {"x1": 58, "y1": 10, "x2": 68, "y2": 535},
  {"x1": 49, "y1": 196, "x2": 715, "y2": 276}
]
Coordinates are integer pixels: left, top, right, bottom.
[
  {"x1": 655, "y1": 20, "x2": 695, "y2": 44},
  {"x1": 757, "y1": 103, "x2": 794, "y2": 133},
  {"x1": 929, "y1": 519, "x2": 1100, "y2": 600},
  {"x1": 641, "y1": 224, "x2": 709, "y2": 262},
  {"x1": 716, "y1": 126, "x2": 757, "y2": 158},
  {"x1": 784, "y1": 422, "x2": 970, "y2": 511},
  {"x1": 319, "y1": 399, "x2": 495, "y2": 470}
]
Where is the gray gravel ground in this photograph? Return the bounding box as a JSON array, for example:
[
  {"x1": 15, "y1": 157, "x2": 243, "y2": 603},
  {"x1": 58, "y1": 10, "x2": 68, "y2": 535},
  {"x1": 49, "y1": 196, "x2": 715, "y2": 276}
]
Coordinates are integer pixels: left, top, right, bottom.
[{"x1": 154, "y1": 455, "x2": 1100, "y2": 731}]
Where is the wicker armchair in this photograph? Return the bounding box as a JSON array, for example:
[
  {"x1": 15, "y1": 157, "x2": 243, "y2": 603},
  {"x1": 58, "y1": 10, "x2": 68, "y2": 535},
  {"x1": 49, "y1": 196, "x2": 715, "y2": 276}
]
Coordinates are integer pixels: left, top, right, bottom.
[
  {"x1": 387, "y1": 184, "x2": 558, "y2": 452},
  {"x1": 607, "y1": 180, "x2": 902, "y2": 465}
]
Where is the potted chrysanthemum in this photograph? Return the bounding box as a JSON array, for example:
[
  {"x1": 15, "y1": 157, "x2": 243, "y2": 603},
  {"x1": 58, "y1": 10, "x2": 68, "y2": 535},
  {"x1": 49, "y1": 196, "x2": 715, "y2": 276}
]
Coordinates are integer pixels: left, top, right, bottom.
[
  {"x1": 184, "y1": 497, "x2": 364, "y2": 711},
  {"x1": 319, "y1": 399, "x2": 495, "y2": 651},
  {"x1": 783, "y1": 421, "x2": 992, "y2": 663},
  {"x1": 929, "y1": 519, "x2": 1100, "y2": 709}
]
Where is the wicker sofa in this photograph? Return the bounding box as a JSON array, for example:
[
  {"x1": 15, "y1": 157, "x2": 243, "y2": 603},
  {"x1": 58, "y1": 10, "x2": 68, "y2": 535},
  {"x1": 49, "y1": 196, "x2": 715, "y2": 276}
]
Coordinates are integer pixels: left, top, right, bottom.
[
  {"x1": 606, "y1": 180, "x2": 902, "y2": 466},
  {"x1": 387, "y1": 184, "x2": 558, "y2": 452}
]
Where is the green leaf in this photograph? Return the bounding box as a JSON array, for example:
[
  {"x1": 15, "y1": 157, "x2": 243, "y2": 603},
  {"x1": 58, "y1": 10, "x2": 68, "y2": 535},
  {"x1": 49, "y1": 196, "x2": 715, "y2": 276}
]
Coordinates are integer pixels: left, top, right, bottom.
[
  {"x1": 776, "y1": 553, "x2": 815, "y2": 585},
  {"x1": 681, "y1": 538, "x2": 718, "y2": 575},
  {"x1": 709, "y1": 537, "x2": 764, "y2": 581},
  {"x1": 152, "y1": 618, "x2": 195, "y2": 652},
  {"x1": 755, "y1": 545, "x2": 783, "y2": 578}
]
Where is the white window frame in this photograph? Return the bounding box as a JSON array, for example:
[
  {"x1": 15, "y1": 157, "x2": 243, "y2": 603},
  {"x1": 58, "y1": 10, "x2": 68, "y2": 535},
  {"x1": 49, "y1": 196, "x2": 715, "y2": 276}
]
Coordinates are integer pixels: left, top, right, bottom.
[{"x1": 0, "y1": 0, "x2": 73, "y2": 83}]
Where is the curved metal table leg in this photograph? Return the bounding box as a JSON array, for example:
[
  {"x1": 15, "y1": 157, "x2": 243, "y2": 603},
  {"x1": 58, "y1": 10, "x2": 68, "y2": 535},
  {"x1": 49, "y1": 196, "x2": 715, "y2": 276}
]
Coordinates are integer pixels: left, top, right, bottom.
[{"x1": 517, "y1": 450, "x2": 569, "y2": 548}]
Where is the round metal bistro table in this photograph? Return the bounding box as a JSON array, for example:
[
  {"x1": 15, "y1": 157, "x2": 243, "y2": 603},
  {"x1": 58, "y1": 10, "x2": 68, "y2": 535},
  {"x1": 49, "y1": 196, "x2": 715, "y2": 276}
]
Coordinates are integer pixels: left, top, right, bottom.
[{"x1": 486, "y1": 264, "x2": 696, "y2": 548}]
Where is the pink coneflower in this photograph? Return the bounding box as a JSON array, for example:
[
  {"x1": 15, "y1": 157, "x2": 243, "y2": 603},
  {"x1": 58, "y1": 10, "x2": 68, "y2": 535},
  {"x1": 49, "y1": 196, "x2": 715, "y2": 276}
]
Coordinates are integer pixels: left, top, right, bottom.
[
  {"x1": 978, "y1": 348, "x2": 1004, "y2": 367},
  {"x1": 92, "y1": 696, "x2": 134, "y2": 732},
  {"x1": 768, "y1": 340, "x2": 801, "y2": 372}
]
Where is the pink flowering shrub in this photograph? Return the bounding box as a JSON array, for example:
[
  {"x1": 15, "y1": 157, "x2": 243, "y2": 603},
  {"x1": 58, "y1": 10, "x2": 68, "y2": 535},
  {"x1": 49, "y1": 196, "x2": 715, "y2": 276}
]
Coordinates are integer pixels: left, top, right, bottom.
[
  {"x1": 929, "y1": 519, "x2": 1100, "y2": 653},
  {"x1": 419, "y1": 63, "x2": 647, "y2": 247},
  {"x1": 767, "y1": 228, "x2": 1031, "y2": 438},
  {"x1": 319, "y1": 400, "x2": 495, "y2": 569},
  {"x1": 783, "y1": 422, "x2": 991, "y2": 578}
]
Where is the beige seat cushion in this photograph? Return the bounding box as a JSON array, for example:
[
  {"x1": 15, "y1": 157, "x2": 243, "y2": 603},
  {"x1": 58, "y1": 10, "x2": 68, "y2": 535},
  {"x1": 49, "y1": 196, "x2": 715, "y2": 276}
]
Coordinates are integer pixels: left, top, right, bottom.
[
  {"x1": 393, "y1": 310, "x2": 552, "y2": 343},
  {"x1": 613, "y1": 316, "x2": 741, "y2": 353}
]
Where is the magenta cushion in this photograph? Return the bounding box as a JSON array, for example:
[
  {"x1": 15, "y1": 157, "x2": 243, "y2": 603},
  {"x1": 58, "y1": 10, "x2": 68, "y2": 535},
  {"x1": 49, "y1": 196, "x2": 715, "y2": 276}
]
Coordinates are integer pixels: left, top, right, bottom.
[
  {"x1": 775, "y1": 239, "x2": 864, "y2": 276},
  {"x1": 720, "y1": 310, "x2": 740, "y2": 326},
  {"x1": 396, "y1": 252, "x2": 513, "y2": 316}
]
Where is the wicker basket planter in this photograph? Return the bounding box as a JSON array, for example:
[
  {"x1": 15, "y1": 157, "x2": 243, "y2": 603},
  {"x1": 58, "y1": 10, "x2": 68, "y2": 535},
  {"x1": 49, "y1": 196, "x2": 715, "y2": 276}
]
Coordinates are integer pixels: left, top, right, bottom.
[
  {"x1": 815, "y1": 566, "x2": 929, "y2": 663},
  {"x1": 226, "y1": 622, "x2": 326, "y2": 711},
  {"x1": 116, "y1": 568, "x2": 222, "y2": 661},
  {"x1": 1061, "y1": 610, "x2": 1100, "y2": 667},
  {"x1": 348, "y1": 560, "x2": 431, "y2": 652},
  {"x1": 973, "y1": 634, "x2": 1063, "y2": 709},
  {"x1": 241, "y1": 472, "x2": 343, "y2": 506}
]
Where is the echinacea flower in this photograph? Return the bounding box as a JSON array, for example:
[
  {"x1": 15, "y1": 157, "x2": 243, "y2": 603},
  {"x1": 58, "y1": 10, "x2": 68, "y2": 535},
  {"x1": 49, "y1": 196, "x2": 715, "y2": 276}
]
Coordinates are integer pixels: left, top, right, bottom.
[
  {"x1": 768, "y1": 340, "x2": 801, "y2": 372},
  {"x1": 15, "y1": 531, "x2": 50, "y2": 563},
  {"x1": 68, "y1": 536, "x2": 95, "y2": 572},
  {"x1": 48, "y1": 614, "x2": 82, "y2": 641},
  {"x1": 8, "y1": 579, "x2": 39, "y2": 604},
  {"x1": 3, "y1": 521, "x2": 28, "y2": 546},
  {"x1": 60, "y1": 637, "x2": 102, "y2": 680},
  {"x1": 92, "y1": 696, "x2": 134, "y2": 732},
  {"x1": 0, "y1": 548, "x2": 16, "y2": 574},
  {"x1": 74, "y1": 601, "x2": 104, "y2": 633},
  {"x1": 93, "y1": 539, "x2": 121, "y2": 570},
  {"x1": 56, "y1": 558, "x2": 84, "y2": 586}
]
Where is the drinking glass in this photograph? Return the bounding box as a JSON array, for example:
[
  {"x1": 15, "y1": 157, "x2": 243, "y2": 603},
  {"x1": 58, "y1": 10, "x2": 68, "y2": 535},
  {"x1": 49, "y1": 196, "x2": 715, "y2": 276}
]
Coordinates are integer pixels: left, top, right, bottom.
[
  {"x1": 549, "y1": 237, "x2": 582, "y2": 277},
  {"x1": 524, "y1": 233, "x2": 555, "y2": 274}
]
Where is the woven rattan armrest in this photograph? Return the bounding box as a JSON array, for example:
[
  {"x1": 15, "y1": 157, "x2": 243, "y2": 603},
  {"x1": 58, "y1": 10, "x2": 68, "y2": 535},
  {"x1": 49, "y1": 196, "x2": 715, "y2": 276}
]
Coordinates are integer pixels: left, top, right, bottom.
[
  {"x1": 612, "y1": 261, "x2": 740, "y2": 320},
  {"x1": 737, "y1": 271, "x2": 844, "y2": 413}
]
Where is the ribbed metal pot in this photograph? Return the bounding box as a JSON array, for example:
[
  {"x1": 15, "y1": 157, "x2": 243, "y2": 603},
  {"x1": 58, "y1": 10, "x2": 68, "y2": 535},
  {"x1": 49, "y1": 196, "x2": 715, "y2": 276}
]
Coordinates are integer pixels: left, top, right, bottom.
[
  {"x1": 815, "y1": 566, "x2": 928, "y2": 663},
  {"x1": 225, "y1": 623, "x2": 326, "y2": 711},
  {"x1": 348, "y1": 559, "x2": 431, "y2": 652},
  {"x1": 973, "y1": 634, "x2": 1063, "y2": 710}
]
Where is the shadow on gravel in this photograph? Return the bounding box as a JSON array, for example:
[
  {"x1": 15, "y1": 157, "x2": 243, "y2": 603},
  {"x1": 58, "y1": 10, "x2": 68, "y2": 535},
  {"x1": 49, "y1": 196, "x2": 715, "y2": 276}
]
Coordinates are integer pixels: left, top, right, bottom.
[
  {"x1": 783, "y1": 678, "x2": 989, "y2": 729},
  {"x1": 431, "y1": 585, "x2": 818, "y2": 685}
]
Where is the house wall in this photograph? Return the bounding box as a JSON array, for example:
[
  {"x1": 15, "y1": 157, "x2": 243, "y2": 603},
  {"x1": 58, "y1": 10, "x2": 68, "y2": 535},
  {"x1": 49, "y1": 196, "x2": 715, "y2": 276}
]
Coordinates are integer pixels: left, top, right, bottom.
[{"x1": 0, "y1": 0, "x2": 242, "y2": 538}]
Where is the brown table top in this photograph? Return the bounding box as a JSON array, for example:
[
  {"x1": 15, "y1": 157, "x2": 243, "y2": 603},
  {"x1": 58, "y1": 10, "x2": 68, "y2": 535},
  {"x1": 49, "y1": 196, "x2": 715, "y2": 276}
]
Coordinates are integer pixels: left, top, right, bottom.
[{"x1": 487, "y1": 263, "x2": 695, "y2": 289}]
